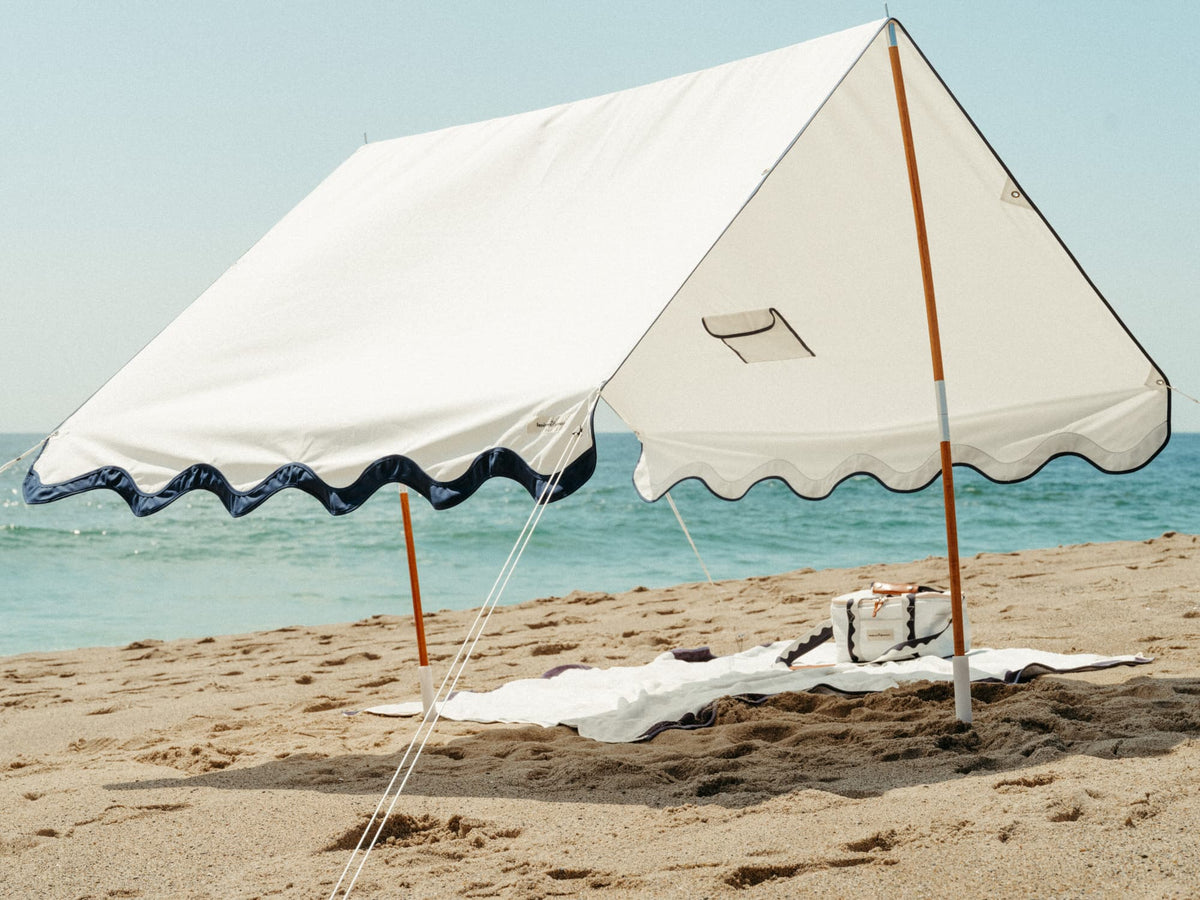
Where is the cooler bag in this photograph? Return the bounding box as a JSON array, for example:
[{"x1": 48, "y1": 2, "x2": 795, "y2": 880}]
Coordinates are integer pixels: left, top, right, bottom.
[{"x1": 830, "y1": 582, "x2": 969, "y2": 663}]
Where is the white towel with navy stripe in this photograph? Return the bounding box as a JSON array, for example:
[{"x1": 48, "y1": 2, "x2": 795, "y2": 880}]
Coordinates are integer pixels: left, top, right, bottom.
[{"x1": 365, "y1": 641, "x2": 1149, "y2": 743}]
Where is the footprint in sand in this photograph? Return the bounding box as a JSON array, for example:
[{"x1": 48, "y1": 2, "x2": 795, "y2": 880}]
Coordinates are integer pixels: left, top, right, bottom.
[
  {"x1": 841, "y1": 829, "x2": 899, "y2": 853},
  {"x1": 992, "y1": 772, "x2": 1057, "y2": 792},
  {"x1": 134, "y1": 744, "x2": 243, "y2": 773},
  {"x1": 319, "y1": 652, "x2": 383, "y2": 667},
  {"x1": 544, "y1": 867, "x2": 613, "y2": 889},
  {"x1": 323, "y1": 813, "x2": 521, "y2": 852},
  {"x1": 723, "y1": 855, "x2": 881, "y2": 890},
  {"x1": 302, "y1": 697, "x2": 348, "y2": 713},
  {"x1": 529, "y1": 643, "x2": 579, "y2": 657}
]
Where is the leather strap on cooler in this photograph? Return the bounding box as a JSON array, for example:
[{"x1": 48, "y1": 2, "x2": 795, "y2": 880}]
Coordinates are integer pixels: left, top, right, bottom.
[{"x1": 871, "y1": 582, "x2": 942, "y2": 595}]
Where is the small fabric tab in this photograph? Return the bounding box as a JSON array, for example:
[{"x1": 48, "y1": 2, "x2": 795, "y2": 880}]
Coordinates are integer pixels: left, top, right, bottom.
[{"x1": 1000, "y1": 175, "x2": 1033, "y2": 209}]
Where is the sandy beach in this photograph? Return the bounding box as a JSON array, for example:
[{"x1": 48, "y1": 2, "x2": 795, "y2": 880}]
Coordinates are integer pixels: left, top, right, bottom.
[{"x1": 3, "y1": 533, "x2": 1199, "y2": 898}]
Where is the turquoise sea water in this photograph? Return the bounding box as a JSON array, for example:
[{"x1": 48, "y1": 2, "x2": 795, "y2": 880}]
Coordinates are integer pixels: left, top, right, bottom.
[{"x1": 2, "y1": 431, "x2": 1197, "y2": 657}]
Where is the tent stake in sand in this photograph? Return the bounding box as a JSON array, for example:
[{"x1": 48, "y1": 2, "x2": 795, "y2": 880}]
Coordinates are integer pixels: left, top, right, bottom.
[
  {"x1": 886, "y1": 19, "x2": 972, "y2": 723},
  {"x1": 400, "y1": 488, "x2": 435, "y2": 713}
]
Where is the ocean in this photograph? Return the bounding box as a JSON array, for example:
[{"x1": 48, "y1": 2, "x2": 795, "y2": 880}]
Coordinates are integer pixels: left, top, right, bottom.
[{"x1": 2, "y1": 431, "x2": 1197, "y2": 657}]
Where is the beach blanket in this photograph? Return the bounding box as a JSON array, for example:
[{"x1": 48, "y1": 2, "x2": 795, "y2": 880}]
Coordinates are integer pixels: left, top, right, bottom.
[{"x1": 364, "y1": 642, "x2": 1150, "y2": 743}]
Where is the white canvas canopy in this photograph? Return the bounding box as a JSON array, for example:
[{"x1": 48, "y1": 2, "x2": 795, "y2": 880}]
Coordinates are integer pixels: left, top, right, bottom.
[{"x1": 25, "y1": 18, "x2": 1168, "y2": 518}]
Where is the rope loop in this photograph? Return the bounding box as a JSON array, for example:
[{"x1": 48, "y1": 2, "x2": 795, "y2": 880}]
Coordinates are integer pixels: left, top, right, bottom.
[{"x1": 1162, "y1": 382, "x2": 1200, "y2": 407}]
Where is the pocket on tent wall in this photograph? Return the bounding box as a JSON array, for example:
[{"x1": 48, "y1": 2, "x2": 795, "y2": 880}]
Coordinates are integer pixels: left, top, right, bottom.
[{"x1": 702, "y1": 307, "x2": 814, "y2": 364}]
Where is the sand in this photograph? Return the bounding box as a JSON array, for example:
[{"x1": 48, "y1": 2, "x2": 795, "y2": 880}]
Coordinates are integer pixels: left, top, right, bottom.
[{"x1": 3, "y1": 533, "x2": 1200, "y2": 899}]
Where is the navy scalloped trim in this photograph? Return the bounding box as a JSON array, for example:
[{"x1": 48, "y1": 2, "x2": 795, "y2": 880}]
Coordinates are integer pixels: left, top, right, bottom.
[{"x1": 22, "y1": 445, "x2": 597, "y2": 517}]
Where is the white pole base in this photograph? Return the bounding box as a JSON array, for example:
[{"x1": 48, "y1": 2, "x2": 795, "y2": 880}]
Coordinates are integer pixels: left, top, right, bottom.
[
  {"x1": 418, "y1": 665, "x2": 435, "y2": 715},
  {"x1": 952, "y1": 654, "x2": 973, "y2": 724}
]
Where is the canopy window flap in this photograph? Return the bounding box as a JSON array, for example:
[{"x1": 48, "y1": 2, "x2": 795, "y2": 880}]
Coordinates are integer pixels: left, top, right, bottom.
[{"x1": 702, "y1": 308, "x2": 816, "y2": 364}]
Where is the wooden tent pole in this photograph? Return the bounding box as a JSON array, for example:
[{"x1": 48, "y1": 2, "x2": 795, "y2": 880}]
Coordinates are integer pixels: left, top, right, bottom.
[
  {"x1": 885, "y1": 20, "x2": 972, "y2": 723},
  {"x1": 400, "y1": 487, "x2": 435, "y2": 713}
]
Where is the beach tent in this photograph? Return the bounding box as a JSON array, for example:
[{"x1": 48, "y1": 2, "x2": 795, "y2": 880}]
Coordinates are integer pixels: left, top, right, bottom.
[{"x1": 23, "y1": 19, "x2": 1169, "y2": 723}]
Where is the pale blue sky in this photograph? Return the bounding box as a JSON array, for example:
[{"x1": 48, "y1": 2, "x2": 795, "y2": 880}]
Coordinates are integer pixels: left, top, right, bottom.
[{"x1": 2, "y1": 1, "x2": 1196, "y2": 434}]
